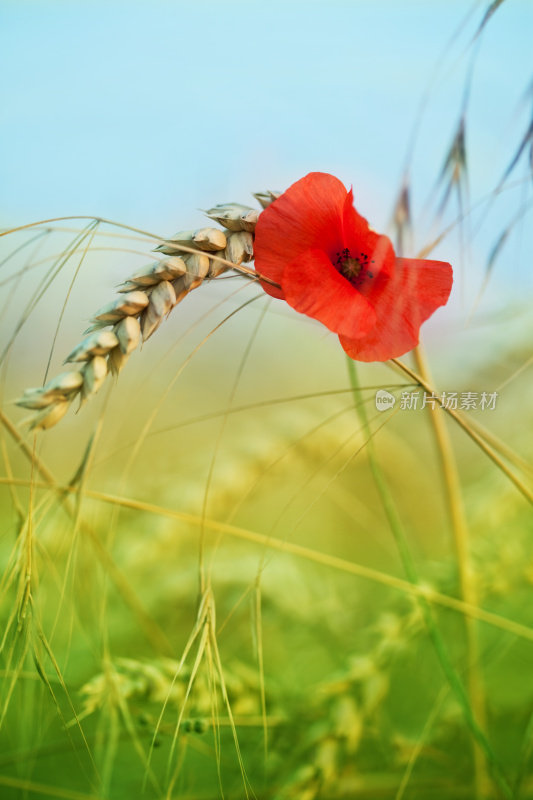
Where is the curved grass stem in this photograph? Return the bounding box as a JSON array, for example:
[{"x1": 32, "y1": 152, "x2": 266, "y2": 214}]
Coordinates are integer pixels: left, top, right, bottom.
[
  {"x1": 389, "y1": 358, "x2": 533, "y2": 505},
  {"x1": 413, "y1": 343, "x2": 487, "y2": 799},
  {"x1": 347, "y1": 357, "x2": 513, "y2": 800}
]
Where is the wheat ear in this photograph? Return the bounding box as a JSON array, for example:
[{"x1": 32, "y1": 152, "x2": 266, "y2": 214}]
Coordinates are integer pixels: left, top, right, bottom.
[{"x1": 16, "y1": 191, "x2": 280, "y2": 429}]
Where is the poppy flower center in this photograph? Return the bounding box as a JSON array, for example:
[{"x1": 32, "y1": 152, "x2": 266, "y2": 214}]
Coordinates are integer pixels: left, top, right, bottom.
[{"x1": 334, "y1": 248, "x2": 374, "y2": 287}]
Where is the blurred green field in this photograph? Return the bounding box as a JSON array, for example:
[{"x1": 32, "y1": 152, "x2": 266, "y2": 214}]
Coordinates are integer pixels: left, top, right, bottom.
[{"x1": 1, "y1": 250, "x2": 532, "y2": 799}]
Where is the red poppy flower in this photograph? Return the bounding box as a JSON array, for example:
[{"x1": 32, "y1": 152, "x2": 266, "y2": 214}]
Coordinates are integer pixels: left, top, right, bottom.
[{"x1": 253, "y1": 172, "x2": 453, "y2": 362}]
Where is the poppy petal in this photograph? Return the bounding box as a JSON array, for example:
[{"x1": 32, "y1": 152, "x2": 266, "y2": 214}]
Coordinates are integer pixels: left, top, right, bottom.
[
  {"x1": 342, "y1": 189, "x2": 371, "y2": 242},
  {"x1": 339, "y1": 258, "x2": 453, "y2": 362},
  {"x1": 341, "y1": 190, "x2": 394, "y2": 281},
  {"x1": 281, "y1": 248, "x2": 376, "y2": 339},
  {"x1": 254, "y1": 172, "x2": 349, "y2": 297}
]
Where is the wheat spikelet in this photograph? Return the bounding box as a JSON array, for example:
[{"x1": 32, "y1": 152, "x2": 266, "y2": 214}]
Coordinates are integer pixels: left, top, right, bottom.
[
  {"x1": 253, "y1": 190, "x2": 281, "y2": 209},
  {"x1": 16, "y1": 190, "x2": 280, "y2": 429},
  {"x1": 26, "y1": 399, "x2": 71, "y2": 430}
]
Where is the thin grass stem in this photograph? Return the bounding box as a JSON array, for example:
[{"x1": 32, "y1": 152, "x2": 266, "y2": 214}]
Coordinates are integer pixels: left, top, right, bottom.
[
  {"x1": 1, "y1": 472, "x2": 531, "y2": 646},
  {"x1": 389, "y1": 359, "x2": 533, "y2": 504},
  {"x1": 413, "y1": 342, "x2": 487, "y2": 799},
  {"x1": 347, "y1": 357, "x2": 512, "y2": 800}
]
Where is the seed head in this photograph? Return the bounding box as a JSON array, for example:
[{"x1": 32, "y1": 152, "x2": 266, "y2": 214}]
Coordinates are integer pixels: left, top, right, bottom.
[
  {"x1": 114, "y1": 315, "x2": 141, "y2": 355},
  {"x1": 16, "y1": 371, "x2": 84, "y2": 409},
  {"x1": 154, "y1": 227, "x2": 227, "y2": 255},
  {"x1": 18, "y1": 184, "x2": 270, "y2": 429},
  {"x1": 118, "y1": 257, "x2": 188, "y2": 291},
  {"x1": 141, "y1": 280, "x2": 177, "y2": 341},
  {"x1": 205, "y1": 203, "x2": 259, "y2": 232},
  {"x1": 225, "y1": 231, "x2": 254, "y2": 265},
  {"x1": 28, "y1": 400, "x2": 70, "y2": 430},
  {"x1": 64, "y1": 331, "x2": 119, "y2": 363},
  {"x1": 253, "y1": 190, "x2": 281, "y2": 209},
  {"x1": 80, "y1": 356, "x2": 108, "y2": 404},
  {"x1": 91, "y1": 291, "x2": 149, "y2": 323}
]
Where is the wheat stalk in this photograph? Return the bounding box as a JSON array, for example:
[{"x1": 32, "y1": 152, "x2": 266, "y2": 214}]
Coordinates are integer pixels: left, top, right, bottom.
[{"x1": 16, "y1": 192, "x2": 280, "y2": 430}]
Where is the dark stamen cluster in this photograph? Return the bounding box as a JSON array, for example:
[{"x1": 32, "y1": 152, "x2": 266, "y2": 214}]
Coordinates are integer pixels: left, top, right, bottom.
[{"x1": 334, "y1": 248, "x2": 375, "y2": 287}]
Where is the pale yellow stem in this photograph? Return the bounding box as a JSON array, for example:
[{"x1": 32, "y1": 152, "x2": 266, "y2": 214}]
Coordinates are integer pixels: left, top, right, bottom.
[{"x1": 413, "y1": 344, "x2": 487, "y2": 799}]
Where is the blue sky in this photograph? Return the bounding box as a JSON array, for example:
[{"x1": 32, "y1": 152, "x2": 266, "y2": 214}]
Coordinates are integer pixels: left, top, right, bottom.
[{"x1": 1, "y1": 1, "x2": 532, "y2": 296}]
